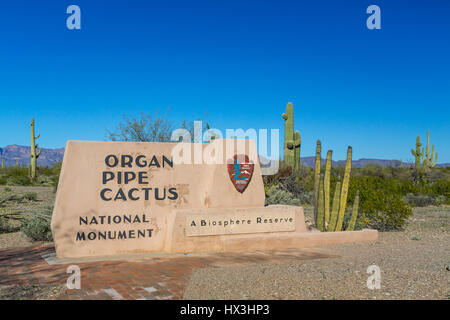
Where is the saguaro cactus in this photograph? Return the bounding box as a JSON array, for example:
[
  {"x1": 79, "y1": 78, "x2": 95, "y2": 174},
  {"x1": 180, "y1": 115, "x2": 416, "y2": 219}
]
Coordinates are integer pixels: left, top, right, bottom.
[
  {"x1": 410, "y1": 136, "x2": 423, "y2": 170},
  {"x1": 30, "y1": 118, "x2": 42, "y2": 179},
  {"x1": 282, "y1": 102, "x2": 301, "y2": 168},
  {"x1": 423, "y1": 130, "x2": 438, "y2": 170},
  {"x1": 411, "y1": 131, "x2": 438, "y2": 172},
  {"x1": 313, "y1": 140, "x2": 321, "y2": 224},
  {"x1": 335, "y1": 146, "x2": 352, "y2": 231}
]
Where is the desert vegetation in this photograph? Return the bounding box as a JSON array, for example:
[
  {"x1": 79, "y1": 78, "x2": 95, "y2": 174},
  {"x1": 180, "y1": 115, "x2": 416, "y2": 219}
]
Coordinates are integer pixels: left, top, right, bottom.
[
  {"x1": 265, "y1": 103, "x2": 449, "y2": 232},
  {"x1": 0, "y1": 107, "x2": 448, "y2": 242}
]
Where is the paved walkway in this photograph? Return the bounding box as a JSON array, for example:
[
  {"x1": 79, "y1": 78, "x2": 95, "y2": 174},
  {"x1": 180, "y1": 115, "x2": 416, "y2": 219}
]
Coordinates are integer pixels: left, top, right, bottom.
[{"x1": 0, "y1": 244, "x2": 334, "y2": 300}]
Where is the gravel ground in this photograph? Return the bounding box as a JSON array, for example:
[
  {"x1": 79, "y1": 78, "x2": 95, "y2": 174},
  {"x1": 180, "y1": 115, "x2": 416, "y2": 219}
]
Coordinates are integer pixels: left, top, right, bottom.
[
  {"x1": 0, "y1": 186, "x2": 55, "y2": 247},
  {"x1": 0, "y1": 284, "x2": 65, "y2": 300},
  {"x1": 0, "y1": 232, "x2": 36, "y2": 248},
  {"x1": 184, "y1": 207, "x2": 449, "y2": 300}
]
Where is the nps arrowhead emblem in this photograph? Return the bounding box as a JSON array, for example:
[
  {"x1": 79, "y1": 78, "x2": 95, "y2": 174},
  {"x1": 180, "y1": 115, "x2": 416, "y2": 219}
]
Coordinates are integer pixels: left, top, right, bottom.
[{"x1": 227, "y1": 154, "x2": 254, "y2": 193}]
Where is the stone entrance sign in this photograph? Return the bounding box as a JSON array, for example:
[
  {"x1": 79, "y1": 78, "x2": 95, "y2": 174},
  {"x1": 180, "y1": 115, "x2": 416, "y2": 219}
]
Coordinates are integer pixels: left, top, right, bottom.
[
  {"x1": 52, "y1": 139, "x2": 265, "y2": 258},
  {"x1": 52, "y1": 139, "x2": 377, "y2": 259}
]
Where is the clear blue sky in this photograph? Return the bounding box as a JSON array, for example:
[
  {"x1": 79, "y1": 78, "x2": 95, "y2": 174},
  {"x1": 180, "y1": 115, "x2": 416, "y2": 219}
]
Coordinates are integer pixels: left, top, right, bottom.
[{"x1": 0, "y1": 0, "x2": 448, "y2": 162}]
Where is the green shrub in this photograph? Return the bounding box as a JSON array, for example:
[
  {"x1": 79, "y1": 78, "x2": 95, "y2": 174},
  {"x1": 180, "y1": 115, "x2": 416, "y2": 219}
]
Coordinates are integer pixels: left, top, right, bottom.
[
  {"x1": 0, "y1": 163, "x2": 61, "y2": 187},
  {"x1": 50, "y1": 162, "x2": 62, "y2": 192},
  {"x1": 404, "y1": 193, "x2": 436, "y2": 207},
  {"x1": 434, "y1": 195, "x2": 447, "y2": 206},
  {"x1": 20, "y1": 205, "x2": 53, "y2": 241},
  {"x1": 23, "y1": 192, "x2": 38, "y2": 201},
  {"x1": 6, "y1": 175, "x2": 32, "y2": 186},
  {"x1": 21, "y1": 216, "x2": 52, "y2": 241},
  {"x1": 365, "y1": 195, "x2": 413, "y2": 231},
  {"x1": 349, "y1": 177, "x2": 413, "y2": 231},
  {"x1": 265, "y1": 185, "x2": 301, "y2": 206},
  {"x1": 264, "y1": 165, "x2": 314, "y2": 205},
  {"x1": 0, "y1": 216, "x2": 20, "y2": 233}
]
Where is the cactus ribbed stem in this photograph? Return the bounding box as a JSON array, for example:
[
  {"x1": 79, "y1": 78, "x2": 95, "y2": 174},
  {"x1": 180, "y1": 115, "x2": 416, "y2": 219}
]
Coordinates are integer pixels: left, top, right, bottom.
[
  {"x1": 324, "y1": 150, "x2": 332, "y2": 226},
  {"x1": 313, "y1": 140, "x2": 321, "y2": 225},
  {"x1": 335, "y1": 146, "x2": 352, "y2": 231},
  {"x1": 282, "y1": 103, "x2": 294, "y2": 167},
  {"x1": 410, "y1": 136, "x2": 422, "y2": 171},
  {"x1": 282, "y1": 102, "x2": 301, "y2": 168},
  {"x1": 412, "y1": 131, "x2": 438, "y2": 173},
  {"x1": 346, "y1": 190, "x2": 360, "y2": 231},
  {"x1": 316, "y1": 175, "x2": 325, "y2": 232},
  {"x1": 30, "y1": 118, "x2": 41, "y2": 179},
  {"x1": 294, "y1": 131, "x2": 301, "y2": 169},
  {"x1": 328, "y1": 181, "x2": 341, "y2": 232}
]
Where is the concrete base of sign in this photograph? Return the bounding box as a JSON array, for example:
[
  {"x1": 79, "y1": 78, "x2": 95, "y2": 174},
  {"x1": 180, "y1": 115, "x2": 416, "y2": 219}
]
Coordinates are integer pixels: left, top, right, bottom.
[{"x1": 164, "y1": 205, "x2": 378, "y2": 253}]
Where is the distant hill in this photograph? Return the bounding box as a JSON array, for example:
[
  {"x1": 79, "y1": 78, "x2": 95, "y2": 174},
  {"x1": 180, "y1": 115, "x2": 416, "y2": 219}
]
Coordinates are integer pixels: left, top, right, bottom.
[
  {"x1": 261, "y1": 156, "x2": 450, "y2": 169},
  {"x1": 0, "y1": 144, "x2": 449, "y2": 168},
  {"x1": 0, "y1": 145, "x2": 65, "y2": 167}
]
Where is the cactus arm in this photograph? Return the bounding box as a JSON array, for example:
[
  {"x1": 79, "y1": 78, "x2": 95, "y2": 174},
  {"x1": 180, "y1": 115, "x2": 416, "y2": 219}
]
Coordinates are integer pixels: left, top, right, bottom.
[
  {"x1": 411, "y1": 135, "x2": 423, "y2": 169},
  {"x1": 282, "y1": 103, "x2": 296, "y2": 167},
  {"x1": 324, "y1": 150, "x2": 332, "y2": 226},
  {"x1": 430, "y1": 145, "x2": 436, "y2": 166},
  {"x1": 30, "y1": 117, "x2": 41, "y2": 179},
  {"x1": 313, "y1": 140, "x2": 321, "y2": 225},
  {"x1": 335, "y1": 146, "x2": 352, "y2": 231},
  {"x1": 419, "y1": 131, "x2": 438, "y2": 170},
  {"x1": 316, "y1": 175, "x2": 325, "y2": 232},
  {"x1": 294, "y1": 131, "x2": 301, "y2": 169},
  {"x1": 328, "y1": 182, "x2": 341, "y2": 232},
  {"x1": 346, "y1": 190, "x2": 360, "y2": 231},
  {"x1": 432, "y1": 152, "x2": 438, "y2": 167}
]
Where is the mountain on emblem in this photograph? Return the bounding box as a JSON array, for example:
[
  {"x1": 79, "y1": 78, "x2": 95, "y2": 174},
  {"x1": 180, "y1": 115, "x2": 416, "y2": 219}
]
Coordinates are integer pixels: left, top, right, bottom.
[{"x1": 227, "y1": 154, "x2": 254, "y2": 193}]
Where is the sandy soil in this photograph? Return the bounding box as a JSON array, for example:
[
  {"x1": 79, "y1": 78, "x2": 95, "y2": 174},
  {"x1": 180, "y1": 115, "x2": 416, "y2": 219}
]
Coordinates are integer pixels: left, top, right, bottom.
[{"x1": 184, "y1": 207, "x2": 449, "y2": 300}]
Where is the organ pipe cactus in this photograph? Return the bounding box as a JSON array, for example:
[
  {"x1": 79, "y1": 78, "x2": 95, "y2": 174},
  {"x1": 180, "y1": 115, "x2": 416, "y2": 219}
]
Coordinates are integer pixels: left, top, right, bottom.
[
  {"x1": 282, "y1": 102, "x2": 301, "y2": 169},
  {"x1": 335, "y1": 146, "x2": 352, "y2": 231},
  {"x1": 314, "y1": 145, "x2": 359, "y2": 232},
  {"x1": 30, "y1": 118, "x2": 42, "y2": 179}
]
